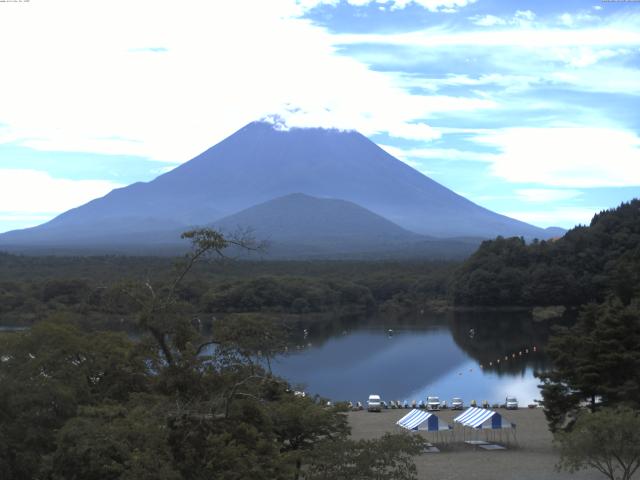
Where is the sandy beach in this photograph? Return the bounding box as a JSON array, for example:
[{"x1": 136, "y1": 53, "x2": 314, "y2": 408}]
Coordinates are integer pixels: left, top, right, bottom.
[{"x1": 348, "y1": 408, "x2": 610, "y2": 480}]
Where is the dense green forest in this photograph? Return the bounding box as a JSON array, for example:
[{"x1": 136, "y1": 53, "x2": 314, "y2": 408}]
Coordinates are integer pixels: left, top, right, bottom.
[
  {"x1": 452, "y1": 199, "x2": 640, "y2": 307},
  {"x1": 0, "y1": 253, "x2": 455, "y2": 328}
]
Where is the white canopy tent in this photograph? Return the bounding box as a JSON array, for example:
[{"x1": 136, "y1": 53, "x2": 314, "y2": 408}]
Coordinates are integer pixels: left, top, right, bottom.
[
  {"x1": 453, "y1": 407, "x2": 517, "y2": 444},
  {"x1": 396, "y1": 409, "x2": 452, "y2": 443}
]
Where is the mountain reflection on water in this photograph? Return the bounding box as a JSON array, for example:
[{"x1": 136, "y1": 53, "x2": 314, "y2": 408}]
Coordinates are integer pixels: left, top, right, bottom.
[{"x1": 272, "y1": 311, "x2": 555, "y2": 405}]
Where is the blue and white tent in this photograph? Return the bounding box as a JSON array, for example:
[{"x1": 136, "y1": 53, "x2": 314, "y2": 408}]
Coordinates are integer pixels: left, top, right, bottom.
[
  {"x1": 453, "y1": 407, "x2": 514, "y2": 430},
  {"x1": 396, "y1": 409, "x2": 451, "y2": 432},
  {"x1": 453, "y1": 407, "x2": 517, "y2": 444}
]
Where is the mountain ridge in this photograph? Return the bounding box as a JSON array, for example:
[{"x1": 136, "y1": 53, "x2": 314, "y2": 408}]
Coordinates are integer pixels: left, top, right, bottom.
[{"x1": 0, "y1": 121, "x2": 564, "y2": 255}]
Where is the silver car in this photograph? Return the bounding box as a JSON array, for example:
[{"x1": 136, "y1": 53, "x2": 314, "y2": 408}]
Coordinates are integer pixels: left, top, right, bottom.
[{"x1": 451, "y1": 397, "x2": 464, "y2": 410}]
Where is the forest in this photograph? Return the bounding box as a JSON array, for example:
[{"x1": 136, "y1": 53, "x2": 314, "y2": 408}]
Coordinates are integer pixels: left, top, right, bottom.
[
  {"x1": 451, "y1": 199, "x2": 640, "y2": 307},
  {"x1": 1, "y1": 201, "x2": 640, "y2": 479},
  {"x1": 0, "y1": 252, "x2": 455, "y2": 329}
]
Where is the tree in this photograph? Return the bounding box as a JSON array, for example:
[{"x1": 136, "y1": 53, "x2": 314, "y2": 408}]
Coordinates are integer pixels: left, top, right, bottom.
[
  {"x1": 212, "y1": 313, "x2": 289, "y2": 374},
  {"x1": 302, "y1": 433, "x2": 425, "y2": 480},
  {"x1": 556, "y1": 407, "x2": 640, "y2": 480},
  {"x1": 51, "y1": 399, "x2": 181, "y2": 480},
  {"x1": 0, "y1": 321, "x2": 149, "y2": 479},
  {"x1": 537, "y1": 297, "x2": 640, "y2": 432},
  {"x1": 268, "y1": 396, "x2": 350, "y2": 480}
]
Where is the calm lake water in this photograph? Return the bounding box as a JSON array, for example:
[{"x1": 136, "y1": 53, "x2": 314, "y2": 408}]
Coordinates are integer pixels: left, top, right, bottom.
[
  {"x1": 271, "y1": 311, "x2": 553, "y2": 406},
  {"x1": 1, "y1": 310, "x2": 556, "y2": 407}
]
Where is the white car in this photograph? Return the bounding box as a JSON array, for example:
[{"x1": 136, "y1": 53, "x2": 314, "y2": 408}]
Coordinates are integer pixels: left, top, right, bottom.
[
  {"x1": 427, "y1": 396, "x2": 440, "y2": 411},
  {"x1": 451, "y1": 397, "x2": 464, "y2": 410},
  {"x1": 367, "y1": 394, "x2": 382, "y2": 412},
  {"x1": 505, "y1": 396, "x2": 518, "y2": 410}
]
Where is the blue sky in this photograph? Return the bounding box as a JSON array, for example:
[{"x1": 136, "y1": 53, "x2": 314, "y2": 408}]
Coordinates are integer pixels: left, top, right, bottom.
[{"x1": 0, "y1": 0, "x2": 638, "y2": 233}]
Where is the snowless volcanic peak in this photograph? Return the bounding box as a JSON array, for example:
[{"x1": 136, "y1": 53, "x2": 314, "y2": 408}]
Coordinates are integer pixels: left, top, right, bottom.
[{"x1": 0, "y1": 121, "x2": 557, "y2": 251}]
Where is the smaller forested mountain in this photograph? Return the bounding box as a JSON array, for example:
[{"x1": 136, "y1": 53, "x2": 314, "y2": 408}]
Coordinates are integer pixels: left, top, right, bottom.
[
  {"x1": 212, "y1": 193, "x2": 480, "y2": 259},
  {"x1": 451, "y1": 199, "x2": 640, "y2": 306}
]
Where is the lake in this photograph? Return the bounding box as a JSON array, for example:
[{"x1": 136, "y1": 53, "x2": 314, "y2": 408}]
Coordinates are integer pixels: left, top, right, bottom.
[{"x1": 271, "y1": 311, "x2": 553, "y2": 406}]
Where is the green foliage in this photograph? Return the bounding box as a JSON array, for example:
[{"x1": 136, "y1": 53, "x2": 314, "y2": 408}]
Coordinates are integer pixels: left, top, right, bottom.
[
  {"x1": 51, "y1": 399, "x2": 181, "y2": 480},
  {"x1": 203, "y1": 276, "x2": 375, "y2": 315},
  {"x1": 556, "y1": 407, "x2": 640, "y2": 480},
  {"x1": 1, "y1": 229, "x2": 400, "y2": 479},
  {"x1": 0, "y1": 253, "x2": 456, "y2": 329},
  {"x1": 452, "y1": 199, "x2": 640, "y2": 306},
  {"x1": 302, "y1": 433, "x2": 425, "y2": 480},
  {"x1": 538, "y1": 297, "x2": 640, "y2": 432},
  {"x1": 0, "y1": 321, "x2": 150, "y2": 479}
]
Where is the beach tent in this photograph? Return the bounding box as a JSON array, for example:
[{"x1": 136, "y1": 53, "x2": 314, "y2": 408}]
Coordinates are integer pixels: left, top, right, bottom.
[
  {"x1": 396, "y1": 409, "x2": 452, "y2": 442},
  {"x1": 453, "y1": 407, "x2": 516, "y2": 444}
]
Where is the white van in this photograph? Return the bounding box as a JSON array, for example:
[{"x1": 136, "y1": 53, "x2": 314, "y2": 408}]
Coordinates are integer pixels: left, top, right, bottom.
[
  {"x1": 367, "y1": 394, "x2": 382, "y2": 412},
  {"x1": 505, "y1": 396, "x2": 518, "y2": 410},
  {"x1": 427, "y1": 396, "x2": 440, "y2": 411}
]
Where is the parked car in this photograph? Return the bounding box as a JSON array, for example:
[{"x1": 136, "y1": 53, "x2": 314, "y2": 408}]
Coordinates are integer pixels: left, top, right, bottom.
[
  {"x1": 367, "y1": 394, "x2": 382, "y2": 412},
  {"x1": 505, "y1": 396, "x2": 518, "y2": 410},
  {"x1": 427, "y1": 396, "x2": 440, "y2": 411},
  {"x1": 451, "y1": 397, "x2": 464, "y2": 410}
]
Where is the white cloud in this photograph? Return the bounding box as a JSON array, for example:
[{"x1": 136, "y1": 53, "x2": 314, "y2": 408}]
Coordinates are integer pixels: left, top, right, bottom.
[
  {"x1": 504, "y1": 207, "x2": 599, "y2": 228},
  {"x1": 512, "y1": 10, "x2": 536, "y2": 27},
  {"x1": 407, "y1": 73, "x2": 539, "y2": 93},
  {"x1": 469, "y1": 10, "x2": 535, "y2": 28},
  {"x1": 473, "y1": 127, "x2": 640, "y2": 187},
  {"x1": 385, "y1": 123, "x2": 442, "y2": 141},
  {"x1": 305, "y1": 0, "x2": 477, "y2": 11},
  {"x1": 0, "y1": 214, "x2": 52, "y2": 222},
  {"x1": 0, "y1": 0, "x2": 493, "y2": 164},
  {"x1": 0, "y1": 169, "x2": 122, "y2": 215},
  {"x1": 390, "y1": 0, "x2": 476, "y2": 12},
  {"x1": 548, "y1": 65, "x2": 640, "y2": 94},
  {"x1": 558, "y1": 11, "x2": 600, "y2": 27},
  {"x1": 469, "y1": 14, "x2": 506, "y2": 26},
  {"x1": 550, "y1": 46, "x2": 626, "y2": 67},
  {"x1": 337, "y1": 23, "x2": 640, "y2": 49},
  {"x1": 515, "y1": 188, "x2": 583, "y2": 203},
  {"x1": 379, "y1": 144, "x2": 496, "y2": 162}
]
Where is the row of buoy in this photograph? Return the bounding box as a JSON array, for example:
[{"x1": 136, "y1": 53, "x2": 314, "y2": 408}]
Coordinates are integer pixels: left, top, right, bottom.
[
  {"x1": 480, "y1": 346, "x2": 537, "y2": 369},
  {"x1": 452, "y1": 346, "x2": 539, "y2": 376}
]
